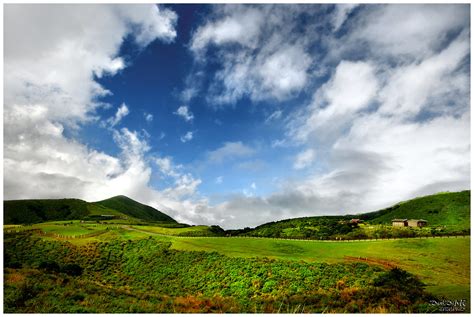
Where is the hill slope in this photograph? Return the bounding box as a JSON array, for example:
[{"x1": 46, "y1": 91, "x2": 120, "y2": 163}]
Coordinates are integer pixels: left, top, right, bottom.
[
  {"x1": 361, "y1": 190, "x2": 470, "y2": 227},
  {"x1": 94, "y1": 195, "x2": 176, "y2": 223},
  {"x1": 4, "y1": 195, "x2": 176, "y2": 224},
  {"x1": 231, "y1": 190, "x2": 470, "y2": 238},
  {"x1": 4, "y1": 199, "x2": 89, "y2": 224}
]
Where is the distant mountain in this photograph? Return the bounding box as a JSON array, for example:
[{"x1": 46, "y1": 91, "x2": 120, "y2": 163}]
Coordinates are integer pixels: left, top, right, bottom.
[
  {"x1": 94, "y1": 195, "x2": 176, "y2": 223},
  {"x1": 4, "y1": 195, "x2": 176, "y2": 224},
  {"x1": 229, "y1": 190, "x2": 470, "y2": 238}
]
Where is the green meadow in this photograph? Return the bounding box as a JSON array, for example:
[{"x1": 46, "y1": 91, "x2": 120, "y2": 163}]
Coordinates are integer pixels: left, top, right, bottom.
[
  {"x1": 8, "y1": 222, "x2": 469, "y2": 302},
  {"x1": 169, "y1": 235, "x2": 470, "y2": 300}
]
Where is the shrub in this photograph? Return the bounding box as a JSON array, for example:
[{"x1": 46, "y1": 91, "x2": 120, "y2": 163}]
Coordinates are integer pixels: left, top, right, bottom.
[
  {"x1": 61, "y1": 264, "x2": 83, "y2": 276},
  {"x1": 38, "y1": 261, "x2": 60, "y2": 273}
]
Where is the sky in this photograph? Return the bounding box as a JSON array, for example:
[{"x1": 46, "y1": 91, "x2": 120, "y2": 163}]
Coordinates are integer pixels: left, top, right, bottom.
[{"x1": 3, "y1": 4, "x2": 471, "y2": 229}]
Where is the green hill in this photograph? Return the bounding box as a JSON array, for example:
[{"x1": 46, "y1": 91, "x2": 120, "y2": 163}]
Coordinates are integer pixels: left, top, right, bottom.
[
  {"x1": 4, "y1": 199, "x2": 89, "y2": 224},
  {"x1": 231, "y1": 190, "x2": 470, "y2": 239},
  {"x1": 361, "y1": 190, "x2": 470, "y2": 228},
  {"x1": 94, "y1": 195, "x2": 176, "y2": 223},
  {"x1": 4, "y1": 195, "x2": 176, "y2": 224}
]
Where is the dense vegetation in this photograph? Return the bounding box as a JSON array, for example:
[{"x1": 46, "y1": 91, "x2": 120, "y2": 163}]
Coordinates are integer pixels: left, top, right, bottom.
[
  {"x1": 4, "y1": 195, "x2": 176, "y2": 225},
  {"x1": 4, "y1": 232, "x2": 437, "y2": 313}
]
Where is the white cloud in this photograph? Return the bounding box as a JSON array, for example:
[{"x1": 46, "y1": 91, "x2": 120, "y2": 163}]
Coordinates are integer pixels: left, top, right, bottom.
[
  {"x1": 215, "y1": 176, "x2": 223, "y2": 184},
  {"x1": 207, "y1": 141, "x2": 255, "y2": 163},
  {"x1": 293, "y1": 149, "x2": 316, "y2": 170},
  {"x1": 188, "y1": 5, "x2": 316, "y2": 105},
  {"x1": 330, "y1": 4, "x2": 469, "y2": 62},
  {"x1": 378, "y1": 32, "x2": 469, "y2": 118},
  {"x1": 190, "y1": 5, "x2": 265, "y2": 58},
  {"x1": 106, "y1": 103, "x2": 129, "y2": 127},
  {"x1": 3, "y1": 4, "x2": 207, "y2": 219},
  {"x1": 144, "y1": 112, "x2": 153, "y2": 122},
  {"x1": 174, "y1": 105, "x2": 194, "y2": 122},
  {"x1": 291, "y1": 60, "x2": 378, "y2": 144},
  {"x1": 180, "y1": 131, "x2": 194, "y2": 143}
]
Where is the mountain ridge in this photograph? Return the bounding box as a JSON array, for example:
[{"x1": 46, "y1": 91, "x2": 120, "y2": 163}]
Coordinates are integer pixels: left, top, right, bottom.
[{"x1": 4, "y1": 195, "x2": 176, "y2": 224}]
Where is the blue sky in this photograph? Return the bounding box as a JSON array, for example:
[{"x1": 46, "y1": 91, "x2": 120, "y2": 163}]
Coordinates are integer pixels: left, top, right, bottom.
[{"x1": 4, "y1": 4, "x2": 470, "y2": 228}]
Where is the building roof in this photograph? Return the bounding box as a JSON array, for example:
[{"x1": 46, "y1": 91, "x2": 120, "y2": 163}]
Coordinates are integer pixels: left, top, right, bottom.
[
  {"x1": 392, "y1": 219, "x2": 408, "y2": 222},
  {"x1": 408, "y1": 219, "x2": 427, "y2": 222}
]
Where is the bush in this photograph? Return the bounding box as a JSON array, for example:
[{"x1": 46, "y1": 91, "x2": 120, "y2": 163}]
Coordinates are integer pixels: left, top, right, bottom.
[
  {"x1": 61, "y1": 264, "x2": 83, "y2": 276},
  {"x1": 38, "y1": 261, "x2": 60, "y2": 273}
]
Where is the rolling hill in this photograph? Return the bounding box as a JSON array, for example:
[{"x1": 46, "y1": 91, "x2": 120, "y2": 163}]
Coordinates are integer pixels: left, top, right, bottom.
[
  {"x1": 360, "y1": 190, "x2": 470, "y2": 227},
  {"x1": 4, "y1": 195, "x2": 176, "y2": 224},
  {"x1": 230, "y1": 190, "x2": 470, "y2": 238}
]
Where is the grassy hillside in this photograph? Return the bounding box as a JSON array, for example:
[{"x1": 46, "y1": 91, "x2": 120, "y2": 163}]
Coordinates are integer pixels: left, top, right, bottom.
[
  {"x1": 94, "y1": 195, "x2": 176, "y2": 223},
  {"x1": 4, "y1": 195, "x2": 176, "y2": 224},
  {"x1": 4, "y1": 199, "x2": 89, "y2": 224},
  {"x1": 362, "y1": 190, "x2": 470, "y2": 228},
  {"x1": 234, "y1": 190, "x2": 470, "y2": 239}
]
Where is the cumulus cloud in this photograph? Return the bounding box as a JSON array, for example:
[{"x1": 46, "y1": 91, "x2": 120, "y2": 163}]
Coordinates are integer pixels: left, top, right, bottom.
[
  {"x1": 3, "y1": 4, "x2": 203, "y2": 215},
  {"x1": 187, "y1": 5, "x2": 317, "y2": 105},
  {"x1": 174, "y1": 105, "x2": 194, "y2": 122}
]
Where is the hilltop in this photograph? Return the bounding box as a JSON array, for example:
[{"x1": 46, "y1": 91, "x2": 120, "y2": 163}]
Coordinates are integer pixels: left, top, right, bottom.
[{"x1": 4, "y1": 195, "x2": 176, "y2": 224}]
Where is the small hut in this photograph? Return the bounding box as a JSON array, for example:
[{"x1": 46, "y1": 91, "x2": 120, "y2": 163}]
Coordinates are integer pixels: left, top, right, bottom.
[
  {"x1": 407, "y1": 219, "x2": 428, "y2": 227},
  {"x1": 392, "y1": 219, "x2": 408, "y2": 227}
]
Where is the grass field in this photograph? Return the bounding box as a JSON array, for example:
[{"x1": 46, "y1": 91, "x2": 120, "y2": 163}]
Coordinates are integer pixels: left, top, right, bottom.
[
  {"x1": 168, "y1": 236, "x2": 470, "y2": 301},
  {"x1": 130, "y1": 224, "x2": 216, "y2": 236},
  {"x1": 4, "y1": 223, "x2": 469, "y2": 304}
]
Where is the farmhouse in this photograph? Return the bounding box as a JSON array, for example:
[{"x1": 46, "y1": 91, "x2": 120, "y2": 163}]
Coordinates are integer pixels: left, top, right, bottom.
[
  {"x1": 407, "y1": 219, "x2": 428, "y2": 227},
  {"x1": 391, "y1": 219, "x2": 428, "y2": 227},
  {"x1": 350, "y1": 219, "x2": 364, "y2": 224},
  {"x1": 392, "y1": 219, "x2": 408, "y2": 227}
]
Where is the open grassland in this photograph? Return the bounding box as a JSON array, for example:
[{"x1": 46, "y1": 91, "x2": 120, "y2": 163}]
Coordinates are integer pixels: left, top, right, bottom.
[
  {"x1": 168, "y1": 236, "x2": 470, "y2": 301},
  {"x1": 129, "y1": 224, "x2": 219, "y2": 236},
  {"x1": 4, "y1": 233, "x2": 437, "y2": 313},
  {"x1": 4, "y1": 223, "x2": 470, "y2": 304}
]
